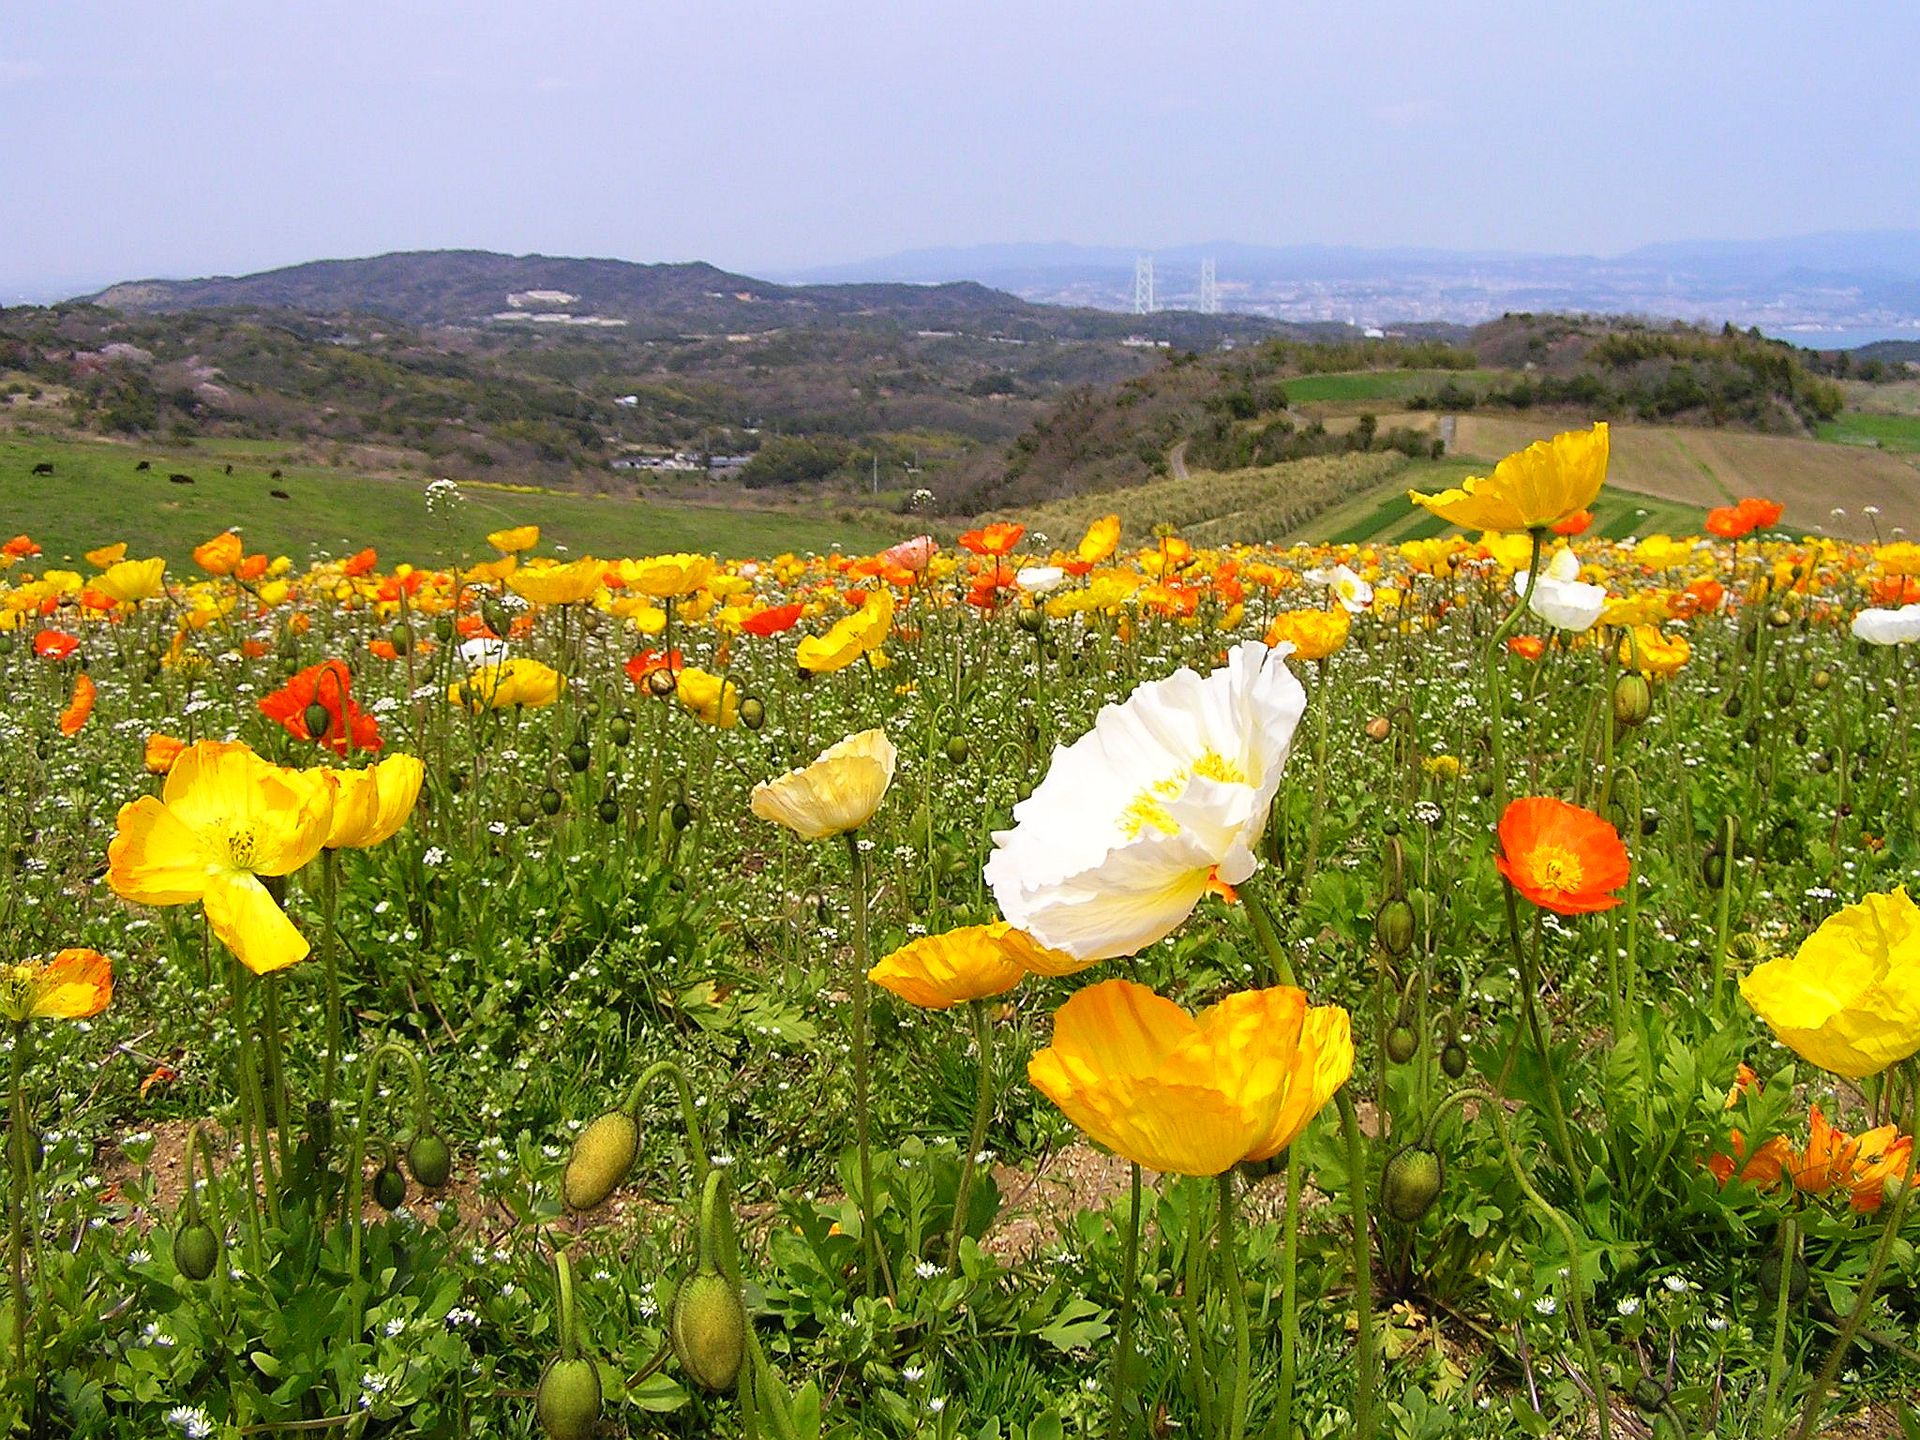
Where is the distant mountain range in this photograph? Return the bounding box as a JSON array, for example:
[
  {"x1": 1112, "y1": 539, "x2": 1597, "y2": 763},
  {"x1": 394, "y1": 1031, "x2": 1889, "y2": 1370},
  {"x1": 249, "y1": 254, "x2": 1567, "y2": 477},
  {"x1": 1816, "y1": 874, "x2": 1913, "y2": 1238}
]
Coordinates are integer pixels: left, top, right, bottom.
[
  {"x1": 74, "y1": 250, "x2": 1289, "y2": 347},
  {"x1": 776, "y1": 232, "x2": 1920, "y2": 340}
]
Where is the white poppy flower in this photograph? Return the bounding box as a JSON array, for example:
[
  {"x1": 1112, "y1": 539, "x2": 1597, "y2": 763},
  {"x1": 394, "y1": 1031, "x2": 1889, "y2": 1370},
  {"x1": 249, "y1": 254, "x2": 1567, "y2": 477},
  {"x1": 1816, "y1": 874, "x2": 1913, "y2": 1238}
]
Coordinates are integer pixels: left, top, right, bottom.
[
  {"x1": 458, "y1": 636, "x2": 509, "y2": 669},
  {"x1": 985, "y1": 641, "x2": 1307, "y2": 961},
  {"x1": 1515, "y1": 548, "x2": 1606, "y2": 632},
  {"x1": 1305, "y1": 563, "x2": 1373, "y2": 613},
  {"x1": 1852, "y1": 605, "x2": 1920, "y2": 645},
  {"x1": 1016, "y1": 566, "x2": 1067, "y2": 595}
]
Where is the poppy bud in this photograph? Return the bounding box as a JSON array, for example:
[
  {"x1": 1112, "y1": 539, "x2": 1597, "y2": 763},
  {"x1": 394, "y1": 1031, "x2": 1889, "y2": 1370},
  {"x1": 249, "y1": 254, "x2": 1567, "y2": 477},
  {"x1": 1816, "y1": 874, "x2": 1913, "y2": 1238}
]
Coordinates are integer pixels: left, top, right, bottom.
[
  {"x1": 1385, "y1": 1025, "x2": 1418, "y2": 1065},
  {"x1": 563, "y1": 1110, "x2": 638, "y2": 1212},
  {"x1": 596, "y1": 794, "x2": 619, "y2": 825},
  {"x1": 515, "y1": 800, "x2": 538, "y2": 826},
  {"x1": 482, "y1": 599, "x2": 509, "y2": 635},
  {"x1": 174, "y1": 1217, "x2": 220, "y2": 1282},
  {"x1": 1701, "y1": 846, "x2": 1726, "y2": 890},
  {"x1": 1440, "y1": 1042, "x2": 1468, "y2": 1079},
  {"x1": 408, "y1": 1131, "x2": 453, "y2": 1190},
  {"x1": 1612, "y1": 674, "x2": 1652, "y2": 728},
  {"x1": 540, "y1": 787, "x2": 563, "y2": 817},
  {"x1": 740, "y1": 697, "x2": 765, "y2": 730},
  {"x1": 1775, "y1": 682, "x2": 1794, "y2": 708},
  {"x1": 434, "y1": 616, "x2": 454, "y2": 642},
  {"x1": 373, "y1": 1160, "x2": 408, "y2": 1211},
  {"x1": 536, "y1": 1356, "x2": 603, "y2": 1440},
  {"x1": 1631, "y1": 1378, "x2": 1669, "y2": 1415},
  {"x1": 1381, "y1": 1145, "x2": 1444, "y2": 1223},
  {"x1": 1374, "y1": 898, "x2": 1416, "y2": 956},
  {"x1": 387, "y1": 623, "x2": 412, "y2": 656},
  {"x1": 302, "y1": 700, "x2": 333, "y2": 738},
  {"x1": 1767, "y1": 607, "x2": 1792, "y2": 629},
  {"x1": 1812, "y1": 753, "x2": 1832, "y2": 775},
  {"x1": 1365, "y1": 715, "x2": 1391, "y2": 742},
  {"x1": 566, "y1": 741, "x2": 590, "y2": 773},
  {"x1": 1757, "y1": 1249, "x2": 1808, "y2": 1307},
  {"x1": 1722, "y1": 693, "x2": 1743, "y2": 719},
  {"x1": 670, "y1": 1268, "x2": 747, "y2": 1392},
  {"x1": 1811, "y1": 669, "x2": 1832, "y2": 691},
  {"x1": 608, "y1": 714, "x2": 632, "y2": 747},
  {"x1": 946, "y1": 736, "x2": 969, "y2": 765},
  {"x1": 671, "y1": 800, "x2": 692, "y2": 831},
  {"x1": 648, "y1": 668, "x2": 677, "y2": 698}
]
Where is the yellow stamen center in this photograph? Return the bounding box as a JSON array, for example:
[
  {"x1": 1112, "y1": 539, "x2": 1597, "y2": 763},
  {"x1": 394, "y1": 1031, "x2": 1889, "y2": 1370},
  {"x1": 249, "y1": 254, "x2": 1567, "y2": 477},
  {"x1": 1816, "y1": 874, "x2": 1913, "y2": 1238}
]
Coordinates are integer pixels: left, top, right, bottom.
[
  {"x1": 1529, "y1": 844, "x2": 1585, "y2": 893},
  {"x1": 1120, "y1": 749, "x2": 1248, "y2": 838},
  {"x1": 226, "y1": 828, "x2": 259, "y2": 870}
]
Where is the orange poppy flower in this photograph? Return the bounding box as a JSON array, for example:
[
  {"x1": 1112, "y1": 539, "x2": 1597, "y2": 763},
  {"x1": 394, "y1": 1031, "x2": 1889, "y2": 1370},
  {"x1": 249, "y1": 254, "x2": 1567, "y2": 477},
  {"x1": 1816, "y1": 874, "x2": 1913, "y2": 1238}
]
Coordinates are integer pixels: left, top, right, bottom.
[
  {"x1": 235, "y1": 553, "x2": 271, "y2": 582},
  {"x1": 1495, "y1": 796, "x2": 1629, "y2": 914},
  {"x1": 33, "y1": 629, "x2": 79, "y2": 661},
  {"x1": 341, "y1": 547, "x2": 378, "y2": 577},
  {"x1": 959, "y1": 521, "x2": 1025, "y2": 557},
  {"x1": 193, "y1": 532, "x2": 244, "y2": 575},
  {"x1": 259, "y1": 659, "x2": 382, "y2": 755},
  {"x1": 145, "y1": 733, "x2": 187, "y2": 775},
  {"x1": 59, "y1": 673, "x2": 96, "y2": 736},
  {"x1": 1735, "y1": 497, "x2": 1783, "y2": 531},
  {"x1": 1506, "y1": 634, "x2": 1547, "y2": 661},
  {"x1": 1705, "y1": 506, "x2": 1750, "y2": 539},
  {"x1": 3, "y1": 535, "x2": 40, "y2": 559}
]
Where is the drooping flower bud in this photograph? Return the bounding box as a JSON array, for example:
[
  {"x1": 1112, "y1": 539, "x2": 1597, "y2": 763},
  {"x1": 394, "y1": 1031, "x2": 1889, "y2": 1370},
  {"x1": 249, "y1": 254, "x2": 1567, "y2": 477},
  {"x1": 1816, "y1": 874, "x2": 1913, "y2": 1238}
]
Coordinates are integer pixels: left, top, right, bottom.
[
  {"x1": 670, "y1": 1268, "x2": 747, "y2": 1392},
  {"x1": 562, "y1": 1110, "x2": 638, "y2": 1212},
  {"x1": 1381, "y1": 1145, "x2": 1445, "y2": 1223},
  {"x1": 408, "y1": 1131, "x2": 453, "y2": 1190},
  {"x1": 536, "y1": 1356, "x2": 603, "y2": 1440},
  {"x1": 174, "y1": 1217, "x2": 220, "y2": 1282}
]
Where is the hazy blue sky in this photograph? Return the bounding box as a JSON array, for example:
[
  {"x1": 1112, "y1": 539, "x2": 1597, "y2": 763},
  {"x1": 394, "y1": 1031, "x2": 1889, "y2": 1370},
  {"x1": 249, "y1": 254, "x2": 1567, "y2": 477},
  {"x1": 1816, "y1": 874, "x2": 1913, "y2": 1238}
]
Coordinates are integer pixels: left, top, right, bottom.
[{"x1": 5, "y1": 1, "x2": 1919, "y2": 295}]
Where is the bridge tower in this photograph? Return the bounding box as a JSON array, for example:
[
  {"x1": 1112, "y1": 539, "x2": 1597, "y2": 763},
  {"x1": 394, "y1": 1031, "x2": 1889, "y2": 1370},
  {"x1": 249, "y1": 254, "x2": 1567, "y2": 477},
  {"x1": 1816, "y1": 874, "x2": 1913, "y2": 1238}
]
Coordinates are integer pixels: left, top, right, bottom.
[
  {"x1": 1132, "y1": 255, "x2": 1156, "y2": 315},
  {"x1": 1198, "y1": 257, "x2": 1219, "y2": 315}
]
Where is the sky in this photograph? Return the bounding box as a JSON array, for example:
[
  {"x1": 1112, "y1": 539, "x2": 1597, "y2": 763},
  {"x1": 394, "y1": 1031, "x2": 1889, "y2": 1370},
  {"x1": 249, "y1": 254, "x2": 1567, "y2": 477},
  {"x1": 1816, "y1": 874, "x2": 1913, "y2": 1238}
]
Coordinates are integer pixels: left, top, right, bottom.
[{"x1": 4, "y1": 0, "x2": 1920, "y2": 298}]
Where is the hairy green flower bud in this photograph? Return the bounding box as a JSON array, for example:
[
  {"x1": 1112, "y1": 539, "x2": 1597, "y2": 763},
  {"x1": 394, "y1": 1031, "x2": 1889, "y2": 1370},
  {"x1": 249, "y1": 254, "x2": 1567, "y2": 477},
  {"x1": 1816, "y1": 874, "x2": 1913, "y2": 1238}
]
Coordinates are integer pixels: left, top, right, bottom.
[
  {"x1": 372, "y1": 1160, "x2": 408, "y2": 1212},
  {"x1": 1374, "y1": 897, "x2": 1415, "y2": 957},
  {"x1": 563, "y1": 1111, "x2": 638, "y2": 1212},
  {"x1": 1385, "y1": 1025, "x2": 1418, "y2": 1065},
  {"x1": 536, "y1": 1355, "x2": 603, "y2": 1440},
  {"x1": 740, "y1": 696, "x2": 766, "y2": 730},
  {"x1": 945, "y1": 736, "x2": 970, "y2": 766},
  {"x1": 1381, "y1": 1145, "x2": 1444, "y2": 1224},
  {"x1": 408, "y1": 1131, "x2": 453, "y2": 1190},
  {"x1": 671, "y1": 1268, "x2": 747, "y2": 1392},
  {"x1": 1630, "y1": 1377, "x2": 1668, "y2": 1415},
  {"x1": 1757, "y1": 1249, "x2": 1808, "y2": 1307},
  {"x1": 174, "y1": 1218, "x2": 220, "y2": 1282},
  {"x1": 1612, "y1": 673, "x2": 1652, "y2": 728}
]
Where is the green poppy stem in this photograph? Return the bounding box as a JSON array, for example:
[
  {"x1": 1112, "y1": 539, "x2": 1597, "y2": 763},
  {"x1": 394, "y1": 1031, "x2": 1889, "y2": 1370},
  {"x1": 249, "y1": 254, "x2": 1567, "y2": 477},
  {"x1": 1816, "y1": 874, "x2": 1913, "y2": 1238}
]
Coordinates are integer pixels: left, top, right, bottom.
[
  {"x1": 1759, "y1": 1213, "x2": 1798, "y2": 1440},
  {"x1": 1336, "y1": 1089, "x2": 1378, "y2": 1440},
  {"x1": 842, "y1": 831, "x2": 889, "y2": 1299},
  {"x1": 1214, "y1": 1170, "x2": 1252, "y2": 1440},
  {"x1": 1789, "y1": 1064, "x2": 1920, "y2": 1440},
  {"x1": 1487, "y1": 529, "x2": 1547, "y2": 811},
  {"x1": 319, "y1": 848, "x2": 343, "y2": 1114},
  {"x1": 1108, "y1": 1163, "x2": 1142, "y2": 1440},
  {"x1": 1277, "y1": 1146, "x2": 1302, "y2": 1438},
  {"x1": 947, "y1": 1000, "x2": 995, "y2": 1268},
  {"x1": 1502, "y1": 882, "x2": 1580, "y2": 1181},
  {"x1": 7, "y1": 1020, "x2": 29, "y2": 1379}
]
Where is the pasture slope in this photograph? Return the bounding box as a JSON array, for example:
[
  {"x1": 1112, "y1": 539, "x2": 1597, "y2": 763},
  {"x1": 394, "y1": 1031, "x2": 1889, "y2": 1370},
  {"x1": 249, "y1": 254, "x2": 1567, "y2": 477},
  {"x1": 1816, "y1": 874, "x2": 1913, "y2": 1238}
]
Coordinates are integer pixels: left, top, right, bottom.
[{"x1": 0, "y1": 432, "x2": 898, "y2": 567}]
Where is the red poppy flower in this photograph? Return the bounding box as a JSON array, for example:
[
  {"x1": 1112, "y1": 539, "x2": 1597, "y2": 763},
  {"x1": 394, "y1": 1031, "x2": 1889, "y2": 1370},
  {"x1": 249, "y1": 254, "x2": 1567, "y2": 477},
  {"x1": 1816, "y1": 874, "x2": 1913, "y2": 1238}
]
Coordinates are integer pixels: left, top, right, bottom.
[
  {"x1": 959, "y1": 521, "x2": 1025, "y2": 557},
  {"x1": 1705, "y1": 506, "x2": 1752, "y2": 540},
  {"x1": 1551, "y1": 509, "x2": 1594, "y2": 537},
  {"x1": 1734, "y1": 497, "x2": 1783, "y2": 531},
  {"x1": 741, "y1": 603, "x2": 805, "y2": 637},
  {"x1": 624, "y1": 649, "x2": 684, "y2": 686},
  {"x1": 1495, "y1": 796, "x2": 1629, "y2": 915},
  {"x1": 33, "y1": 629, "x2": 79, "y2": 661},
  {"x1": 259, "y1": 659, "x2": 382, "y2": 755}
]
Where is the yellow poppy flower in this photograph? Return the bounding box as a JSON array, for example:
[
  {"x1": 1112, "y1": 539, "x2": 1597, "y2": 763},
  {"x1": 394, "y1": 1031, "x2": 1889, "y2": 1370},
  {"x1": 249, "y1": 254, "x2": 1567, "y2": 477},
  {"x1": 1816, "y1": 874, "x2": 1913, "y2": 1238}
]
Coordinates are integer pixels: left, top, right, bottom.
[
  {"x1": 869, "y1": 925, "x2": 1028, "y2": 1009},
  {"x1": 674, "y1": 667, "x2": 741, "y2": 728},
  {"x1": 749, "y1": 729, "x2": 895, "y2": 838},
  {"x1": 1263, "y1": 606, "x2": 1350, "y2": 661},
  {"x1": 797, "y1": 591, "x2": 894, "y2": 674},
  {"x1": 107, "y1": 740, "x2": 334, "y2": 975},
  {"x1": 1027, "y1": 979, "x2": 1353, "y2": 1176},
  {"x1": 506, "y1": 557, "x2": 604, "y2": 606},
  {"x1": 0, "y1": 948, "x2": 112, "y2": 1023},
  {"x1": 1076, "y1": 514, "x2": 1122, "y2": 565},
  {"x1": 1620, "y1": 625, "x2": 1690, "y2": 679},
  {"x1": 84, "y1": 543, "x2": 128, "y2": 569},
  {"x1": 1409, "y1": 422, "x2": 1609, "y2": 532},
  {"x1": 323, "y1": 755, "x2": 424, "y2": 849},
  {"x1": 621, "y1": 553, "x2": 716, "y2": 599},
  {"x1": 487, "y1": 525, "x2": 540, "y2": 554},
  {"x1": 94, "y1": 557, "x2": 167, "y2": 604},
  {"x1": 449, "y1": 658, "x2": 565, "y2": 710},
  {"x1": 1740, "y1": 887, "x2": 1920, "y2": 1079}
]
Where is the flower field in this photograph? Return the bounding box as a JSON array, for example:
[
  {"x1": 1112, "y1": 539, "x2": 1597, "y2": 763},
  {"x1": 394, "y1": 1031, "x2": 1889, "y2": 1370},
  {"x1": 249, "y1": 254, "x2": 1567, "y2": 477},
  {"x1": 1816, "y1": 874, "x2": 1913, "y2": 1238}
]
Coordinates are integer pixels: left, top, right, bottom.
[{"x1": 3, "y1": 424, "x2": 1920, "y2": 1438}]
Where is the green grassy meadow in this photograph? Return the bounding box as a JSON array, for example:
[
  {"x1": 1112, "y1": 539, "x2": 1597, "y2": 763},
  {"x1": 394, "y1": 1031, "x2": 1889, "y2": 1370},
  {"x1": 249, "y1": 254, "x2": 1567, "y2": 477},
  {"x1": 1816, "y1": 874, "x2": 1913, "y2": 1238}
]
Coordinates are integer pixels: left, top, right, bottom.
[
  {"x1": 0, "y1": 433, "x2": 899, "y2": 567},
  {"x1": 1814, "y1": 410, "x2": 1920, "y2": 453},
  {"x1": 1280, "y1": 368, "x2": 1503, "y2": 407}
]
